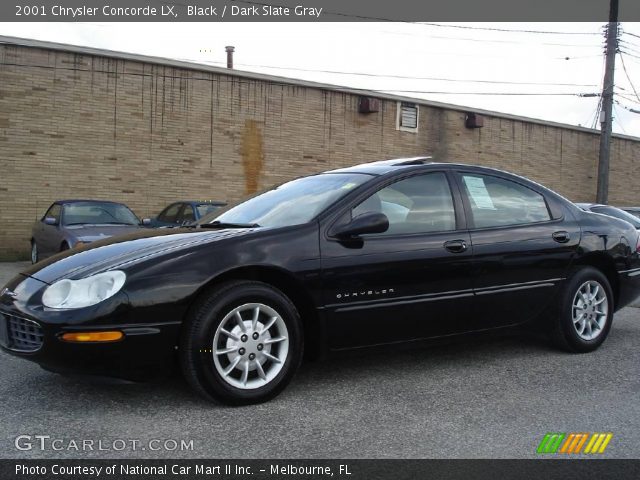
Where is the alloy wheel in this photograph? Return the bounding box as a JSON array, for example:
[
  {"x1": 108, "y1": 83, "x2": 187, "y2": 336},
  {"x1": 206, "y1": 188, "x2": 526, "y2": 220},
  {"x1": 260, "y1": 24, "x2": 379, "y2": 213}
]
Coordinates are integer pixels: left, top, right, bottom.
[
  {"x1": 571, "y1": 280, "x2": 608, "y2": 341},
  {"x1": 212, "y1": 303, "x2": 289, "y2": 389}
]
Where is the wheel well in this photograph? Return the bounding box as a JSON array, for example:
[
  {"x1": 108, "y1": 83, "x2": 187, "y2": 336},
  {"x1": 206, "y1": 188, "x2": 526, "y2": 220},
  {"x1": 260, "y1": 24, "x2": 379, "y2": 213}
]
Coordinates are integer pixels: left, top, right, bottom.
[
  {"x1": 194, "y1": 266, "x2": 324, "y2": 360},
  {"x1": 574, "y1": 253, "x2": 620, "y2": 308},
  {"x1": 60, "y1": 241, "x2": 69, "y2": 251}
]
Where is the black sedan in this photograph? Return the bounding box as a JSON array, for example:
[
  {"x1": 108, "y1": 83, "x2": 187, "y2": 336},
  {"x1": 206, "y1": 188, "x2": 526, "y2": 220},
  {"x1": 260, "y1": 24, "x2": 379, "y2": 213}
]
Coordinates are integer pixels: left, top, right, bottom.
[{"x1": 2, "y1": 158, "x2": 640, "y2": 405}]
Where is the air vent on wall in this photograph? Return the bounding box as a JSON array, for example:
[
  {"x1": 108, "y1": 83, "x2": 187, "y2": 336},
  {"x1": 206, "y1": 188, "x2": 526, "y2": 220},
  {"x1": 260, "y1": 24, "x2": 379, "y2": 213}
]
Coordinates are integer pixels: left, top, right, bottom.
[{"x1": 358, "y1": 97, "x2": 380, "y2": 114}]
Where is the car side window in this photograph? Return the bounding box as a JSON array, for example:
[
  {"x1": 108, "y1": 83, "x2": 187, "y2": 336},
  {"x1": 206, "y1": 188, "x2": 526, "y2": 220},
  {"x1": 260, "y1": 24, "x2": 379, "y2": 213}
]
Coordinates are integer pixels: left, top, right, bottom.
[
  {"x1": 181, "y1": 204, "x2": 195, "y2": 223},
  {"x1": 461, "y1": 174, "x2": 551, "y2": 228},
  {"x1": 351, "y1": 172, "x2": 456, "y2": 235},
  {"x1": 158, "y1": 203, "x2": 182, "y2": 223},
  {"x1": 43, "y1": 204, "x2": 61, "y2": 223}
]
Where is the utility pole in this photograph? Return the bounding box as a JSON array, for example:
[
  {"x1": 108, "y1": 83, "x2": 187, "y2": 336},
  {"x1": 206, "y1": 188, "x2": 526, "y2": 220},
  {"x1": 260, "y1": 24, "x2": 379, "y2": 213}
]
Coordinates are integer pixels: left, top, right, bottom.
[{"x1": 596, "y1": 0, "x2": 619, "y2": 204}]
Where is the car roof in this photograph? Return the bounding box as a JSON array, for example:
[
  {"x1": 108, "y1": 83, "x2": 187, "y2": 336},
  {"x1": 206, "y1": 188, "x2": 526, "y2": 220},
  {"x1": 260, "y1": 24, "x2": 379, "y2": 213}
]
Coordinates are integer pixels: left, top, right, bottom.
[
  {"x1": 55, "y1": 199, "x2": 127, "y2": 205},
  {"x1": 324, "y1": 156, "x2": 534, "y2": 180},
  {"x1": 326, "y1": 157, "x2": 445, "y2": 175}
]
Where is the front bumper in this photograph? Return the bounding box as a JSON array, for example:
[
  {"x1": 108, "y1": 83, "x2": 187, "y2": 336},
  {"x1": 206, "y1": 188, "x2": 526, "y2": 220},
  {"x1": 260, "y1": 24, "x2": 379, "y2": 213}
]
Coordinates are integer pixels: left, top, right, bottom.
[
  {"x1": 0, "y1": 310, "x2": 181, "y2": 380},
  {"x1": 0, "y1": 274, "x2": 182, "y2": 381}
]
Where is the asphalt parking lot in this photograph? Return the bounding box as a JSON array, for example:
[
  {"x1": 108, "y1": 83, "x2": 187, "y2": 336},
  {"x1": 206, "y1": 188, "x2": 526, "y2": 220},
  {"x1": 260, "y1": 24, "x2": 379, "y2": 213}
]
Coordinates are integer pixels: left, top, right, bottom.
[{"x1": 0, "y1": 261, "x2": 639, "y2": 459}]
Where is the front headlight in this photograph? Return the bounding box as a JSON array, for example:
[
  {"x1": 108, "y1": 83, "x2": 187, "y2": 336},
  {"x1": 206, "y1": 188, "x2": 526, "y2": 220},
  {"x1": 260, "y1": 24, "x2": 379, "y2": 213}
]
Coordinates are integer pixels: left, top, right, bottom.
[{"x1": 42, "y1": 271, "x2": 126, "y2": 309}]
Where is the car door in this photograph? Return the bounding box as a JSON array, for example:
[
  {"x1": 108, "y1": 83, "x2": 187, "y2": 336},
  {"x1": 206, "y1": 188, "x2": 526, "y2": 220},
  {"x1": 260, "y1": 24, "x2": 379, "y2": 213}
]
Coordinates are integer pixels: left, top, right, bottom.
[
  {"x1": 320, "y1": 170, "x2": 475, "y2": 349},
  {"x1": 454, "y1": 170, "x2": 581, "y2": 329},
  {"x1": 156, "y1": 203, "x2": 183, "y2": 227},
  {"x1": 37, "y1": 203, "x2": 63, "y2": 256},
  {"x1": 178, "y1": 204, "x2": 196, "y2": 225}
]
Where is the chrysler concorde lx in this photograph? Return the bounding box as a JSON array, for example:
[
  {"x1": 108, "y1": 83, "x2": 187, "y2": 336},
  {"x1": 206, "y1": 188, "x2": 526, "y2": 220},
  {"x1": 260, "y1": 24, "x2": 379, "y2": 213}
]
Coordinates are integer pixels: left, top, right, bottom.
[{"x1": 1, "y1": 158, "x2": 639, "y2": 404}]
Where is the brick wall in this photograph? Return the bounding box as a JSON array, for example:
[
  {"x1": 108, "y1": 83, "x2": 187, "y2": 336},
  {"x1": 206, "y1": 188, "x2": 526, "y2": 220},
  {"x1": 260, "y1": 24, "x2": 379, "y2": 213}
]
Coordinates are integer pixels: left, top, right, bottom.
[{"x1": 0, "y1": 43, "x2": 639, "y2": 258}]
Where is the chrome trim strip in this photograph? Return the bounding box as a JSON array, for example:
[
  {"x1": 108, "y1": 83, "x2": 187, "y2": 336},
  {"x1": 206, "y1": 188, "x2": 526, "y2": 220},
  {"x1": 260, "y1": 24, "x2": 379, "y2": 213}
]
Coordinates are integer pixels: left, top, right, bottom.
[
  {"x1": 335, "y1": 292, "x2": 475, "y2": 313},
  {"x1": 628, "y1": 270, "x2": 640, "y2": 277},
  {"x1": 619, "y1": 267, "x2": 640, "y2": 274},
  {"x1": 476, "y1": 283, "x2": 556, "y2": 295},
  {"x1": 326, "y1": 287, "x2": 474, "y2": 310},
  {"x1": 474, "y1": 278, "x2": 564, "y2": 293},
  {"x1": 329, "y1": 278, "x2": 563, "y2": 312}
]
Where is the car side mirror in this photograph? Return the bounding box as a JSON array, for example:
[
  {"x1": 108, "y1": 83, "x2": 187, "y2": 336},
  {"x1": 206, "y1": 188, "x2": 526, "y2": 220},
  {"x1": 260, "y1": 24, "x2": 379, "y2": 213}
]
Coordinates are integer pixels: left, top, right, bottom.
[
  {"x1": 141, "y1": 218, "x2": 151, "y2": 226},
  {"x1": 331, "y1": 212, "x2": 389, "y2": 239},
  {"x1": 44, "y1": 217, "x2": 58, "y2": 226}
]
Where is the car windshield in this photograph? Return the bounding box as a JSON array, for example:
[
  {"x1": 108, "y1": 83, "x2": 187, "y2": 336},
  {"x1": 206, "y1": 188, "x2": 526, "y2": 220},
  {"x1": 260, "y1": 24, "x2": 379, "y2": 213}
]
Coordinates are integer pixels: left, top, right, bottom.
[
  {"x1": 63, "y1": 202, "x2": 140, "y2": 226},
  {"x1": 199, "y1": 173, "x2": 370, "y2": 228},
  {"x1": 593, "y1": 206, "x2": 640, "y2": 228},
  {"x1": 196, "y1": 204, "x2": 224, "y2": 218}
]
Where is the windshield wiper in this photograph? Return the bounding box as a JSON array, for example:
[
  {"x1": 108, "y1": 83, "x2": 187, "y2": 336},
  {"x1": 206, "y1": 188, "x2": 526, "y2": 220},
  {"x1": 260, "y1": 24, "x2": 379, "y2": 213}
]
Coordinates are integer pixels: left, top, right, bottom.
[{"x1": 200, "y1": 221, "x2": 260, "y2": 229}]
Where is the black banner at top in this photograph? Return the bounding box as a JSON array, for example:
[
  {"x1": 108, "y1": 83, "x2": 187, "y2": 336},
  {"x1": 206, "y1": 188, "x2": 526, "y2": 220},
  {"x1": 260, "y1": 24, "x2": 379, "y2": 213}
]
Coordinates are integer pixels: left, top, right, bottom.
[{"x1": 4, "y1": 0, "x2": 640, "y2": 22}]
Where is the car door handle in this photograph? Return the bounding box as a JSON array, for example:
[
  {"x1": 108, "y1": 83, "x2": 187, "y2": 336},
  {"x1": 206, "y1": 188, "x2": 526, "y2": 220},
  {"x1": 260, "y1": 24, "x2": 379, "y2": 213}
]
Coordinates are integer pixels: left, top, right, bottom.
[
  {"x1": 552, "y1": 231, "x2": 570, "y2": 243},
  {"x1": 444, "y1": 239, "x2": 468, "y2": 253}
]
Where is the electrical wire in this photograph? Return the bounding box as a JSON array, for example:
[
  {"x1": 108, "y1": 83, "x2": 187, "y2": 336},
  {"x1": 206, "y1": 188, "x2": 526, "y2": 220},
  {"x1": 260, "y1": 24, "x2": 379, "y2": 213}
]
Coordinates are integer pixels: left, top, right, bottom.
[
  {"x1": 413, "y1": 23, "x2": 601, "y2": 35},
  {"x1": 618, "y1": 52, "x2": 640, "y2": 103},
  {"x1": 0, "y1": 59, "x2": 600, "y2": 98},
  {"x1": 614, "y1": 99, "x2": 640, "y2": 114},
  {"x1": 612, "y1": 104, "x2": 627, "y2": 133},
  {"x1": 623, "y1": 31, "x2": 640, "y2": 41},
  {"x1": 616, "y1": 92, "x2": 640, "y2": 105},
  {"x1": 182, "y1": 58, "x2": 599, "y2": 87},
  {"x1": 371, "y1": 90, "x2": 595, "y2": 96}
]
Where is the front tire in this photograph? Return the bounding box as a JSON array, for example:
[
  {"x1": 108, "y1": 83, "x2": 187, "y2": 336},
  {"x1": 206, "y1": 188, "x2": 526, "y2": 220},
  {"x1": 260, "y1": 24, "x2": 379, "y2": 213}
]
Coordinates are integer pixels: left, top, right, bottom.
[
  {"x1": 552, "y1": 267, "x2": 613, "y2": 353},
  {"x1": 180, "y1": 281, "x2": 303, "y2": 405}
]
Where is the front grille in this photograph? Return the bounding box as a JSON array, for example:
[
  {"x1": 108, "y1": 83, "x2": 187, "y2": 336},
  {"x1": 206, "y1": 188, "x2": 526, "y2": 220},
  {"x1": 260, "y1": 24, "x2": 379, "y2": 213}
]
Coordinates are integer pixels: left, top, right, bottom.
[{"x1": 4, "y1": 314, "x2": 44, "y2": 352}]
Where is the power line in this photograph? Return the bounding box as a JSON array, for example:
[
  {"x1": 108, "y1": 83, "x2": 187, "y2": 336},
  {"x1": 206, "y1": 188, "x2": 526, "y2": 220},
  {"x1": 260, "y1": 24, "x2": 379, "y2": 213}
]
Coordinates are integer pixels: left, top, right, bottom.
[
  {"x1": 376, "y1": 27, "x2": 601, "y2": 48},
  {"x1": 616, "y1": 91, "x2": 640, "y2": 105},
  {"x1": 612, "y1": 104, "x2": 627, "y2": 133},
  {"x1": 619, "y1": 49, "x2": 640, "y2": 60},
  {"x1": 623, "y1": 31, "x2": 640, "y2": 41},
  {"x1": 224, "y1": 0, "x2": 603, "y2": 44},
  {"x1": 618, "y1": 52, "x2": 640, "y2": 103},
  {"x1": 414, "y1": 23, "x2": 601, "y2": 35},
  {"x1": 614, "y1": 99, "x2": 640, "y2": 114},
  {"x1": 373, "y1": 90, "x2": 596, "y2": 96},
  {"x1": 0, "y1": 59, "x2": 598, "y2": 98},
  {"x1": 186, "y1": 58, "x2": 599, "y2": 87}
]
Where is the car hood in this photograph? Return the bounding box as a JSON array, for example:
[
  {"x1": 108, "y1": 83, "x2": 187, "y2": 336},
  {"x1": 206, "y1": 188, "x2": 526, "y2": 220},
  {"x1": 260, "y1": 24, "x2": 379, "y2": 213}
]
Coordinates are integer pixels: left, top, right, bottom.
[
  {"x1": 21, "y1": 227, "x2": 257, "y2": 284},
  {"x1": 66, "y1": 224, "x2": 142, "y2": 242}
]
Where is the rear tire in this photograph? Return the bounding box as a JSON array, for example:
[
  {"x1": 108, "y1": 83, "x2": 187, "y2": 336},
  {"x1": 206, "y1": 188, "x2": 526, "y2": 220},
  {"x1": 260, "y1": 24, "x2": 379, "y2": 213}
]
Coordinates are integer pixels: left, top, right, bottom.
[
  {"x1": 552, "y1": 267, "x2": 613, "y2": 353},
  {"x1": 180, "y1": 281, "x2": 303, "y2": 405}
]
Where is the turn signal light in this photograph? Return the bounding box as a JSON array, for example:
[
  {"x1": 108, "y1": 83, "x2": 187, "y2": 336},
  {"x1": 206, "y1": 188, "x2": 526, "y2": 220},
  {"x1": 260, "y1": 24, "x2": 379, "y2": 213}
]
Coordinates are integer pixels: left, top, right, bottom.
[{"x1": 61, "y1": 331, "x2": 124, "y2": 343}]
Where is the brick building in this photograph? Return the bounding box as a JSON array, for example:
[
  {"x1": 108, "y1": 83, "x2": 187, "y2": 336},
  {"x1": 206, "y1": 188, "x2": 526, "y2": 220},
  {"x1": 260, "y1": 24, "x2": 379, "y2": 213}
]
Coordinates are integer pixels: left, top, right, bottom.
[{"x1": 0, "y1": 36, "x2": 639, "y2": 259}]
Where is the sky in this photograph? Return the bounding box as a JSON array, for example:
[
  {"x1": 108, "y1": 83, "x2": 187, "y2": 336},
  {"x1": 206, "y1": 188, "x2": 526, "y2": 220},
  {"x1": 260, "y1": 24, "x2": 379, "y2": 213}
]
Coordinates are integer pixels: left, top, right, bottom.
[{"x1": 0, "y1": 22, "x2": 639, "y2": 137}]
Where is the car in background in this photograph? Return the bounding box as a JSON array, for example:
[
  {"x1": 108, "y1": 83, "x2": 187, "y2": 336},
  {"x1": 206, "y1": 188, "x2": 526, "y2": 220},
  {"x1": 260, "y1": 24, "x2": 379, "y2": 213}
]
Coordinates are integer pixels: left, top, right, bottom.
[
  {"x1": 144, "y1": 201, "x2": 227, "y2": 228},
  {"x1": 620, "y1": 207, "x2": 640, "y2": 220},
  {"x1": 576, "y1": 203, "x2": 640, "y2": 230},
  {"x1": 31, "y1": 200, "x2": 143, "y2": 263}
]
